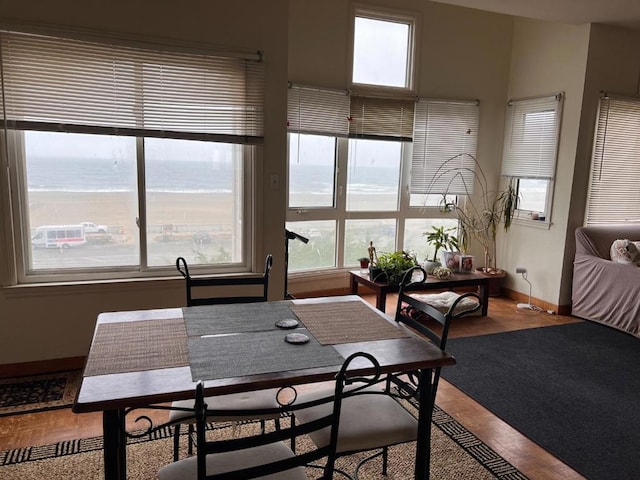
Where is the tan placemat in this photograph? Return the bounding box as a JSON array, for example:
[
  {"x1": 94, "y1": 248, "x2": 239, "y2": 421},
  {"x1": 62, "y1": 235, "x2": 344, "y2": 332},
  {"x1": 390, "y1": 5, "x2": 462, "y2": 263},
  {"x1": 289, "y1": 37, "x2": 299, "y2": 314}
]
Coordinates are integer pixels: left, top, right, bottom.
[
  {"x1": 290, "y1": 301, "x2": 410, "y2": 345},
  {"x1": 84, "y1": 318, "x2": 189, "y2": 377}
]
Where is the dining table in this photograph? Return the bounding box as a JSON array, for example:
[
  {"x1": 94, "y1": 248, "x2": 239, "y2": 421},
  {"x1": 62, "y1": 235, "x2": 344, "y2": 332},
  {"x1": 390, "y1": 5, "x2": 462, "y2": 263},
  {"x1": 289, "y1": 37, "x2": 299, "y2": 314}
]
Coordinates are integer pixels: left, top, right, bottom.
[{"x1": 72, "y1": 294, "x2": 456, "y2": 480}]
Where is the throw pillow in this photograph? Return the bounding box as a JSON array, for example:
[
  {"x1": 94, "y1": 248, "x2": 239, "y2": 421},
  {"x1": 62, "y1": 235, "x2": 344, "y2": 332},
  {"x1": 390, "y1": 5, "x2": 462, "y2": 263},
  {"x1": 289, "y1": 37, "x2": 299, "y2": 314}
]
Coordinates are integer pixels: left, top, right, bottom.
[{"x1": 610, "y1": 239, "x2": 640, "y2": 265}]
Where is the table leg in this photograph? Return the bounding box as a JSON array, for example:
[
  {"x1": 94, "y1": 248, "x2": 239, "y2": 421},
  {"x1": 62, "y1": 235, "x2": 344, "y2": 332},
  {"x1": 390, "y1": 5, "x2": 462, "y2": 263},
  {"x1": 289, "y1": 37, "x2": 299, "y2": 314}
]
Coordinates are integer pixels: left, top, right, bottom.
[
  {"x1": 376, "y1": 289, "x2": 387, "y2": 312},
  {"x1": 103, "y1": 409, "x2": 127, "y2": 480},
  {"x1": 350, "y1": 274, "x2": 358, "y2": 295},
  {"x1": 479, "y1": 282, "x2": 489, "y2": 316},
  {"x1": 414, "y1": 368, "x2": 434, "y2": 480}
]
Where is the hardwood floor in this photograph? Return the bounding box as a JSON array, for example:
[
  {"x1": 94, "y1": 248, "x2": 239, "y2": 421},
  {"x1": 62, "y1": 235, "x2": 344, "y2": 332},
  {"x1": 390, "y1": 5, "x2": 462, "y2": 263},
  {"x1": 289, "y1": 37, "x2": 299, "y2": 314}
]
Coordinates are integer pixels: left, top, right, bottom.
[{"x1": 0, "y1": 294, "x2": 586, "y2": 479}]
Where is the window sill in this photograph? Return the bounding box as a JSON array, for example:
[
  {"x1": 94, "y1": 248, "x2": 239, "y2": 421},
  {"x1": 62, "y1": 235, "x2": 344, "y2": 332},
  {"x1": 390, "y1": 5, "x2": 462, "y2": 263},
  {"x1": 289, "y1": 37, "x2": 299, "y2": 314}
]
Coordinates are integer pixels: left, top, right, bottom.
[{"x1": 513, "y1": 216, "x2": 551, "y2": 230}]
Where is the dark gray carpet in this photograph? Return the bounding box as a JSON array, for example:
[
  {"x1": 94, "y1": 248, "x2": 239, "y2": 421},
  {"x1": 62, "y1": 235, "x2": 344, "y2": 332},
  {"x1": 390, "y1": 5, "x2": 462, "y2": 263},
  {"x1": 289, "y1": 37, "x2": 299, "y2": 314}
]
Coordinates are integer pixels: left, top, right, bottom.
[{"x1": 442, "y1": 321, "x2": 640, "y2": 480}]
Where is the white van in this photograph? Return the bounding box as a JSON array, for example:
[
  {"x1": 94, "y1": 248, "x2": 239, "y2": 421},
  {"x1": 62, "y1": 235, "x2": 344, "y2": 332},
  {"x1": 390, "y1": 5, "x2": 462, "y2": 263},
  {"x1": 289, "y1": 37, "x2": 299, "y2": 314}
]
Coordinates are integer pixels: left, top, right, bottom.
[{"x1": 31, "y1": 225, "x2": 87, "y2": 249}]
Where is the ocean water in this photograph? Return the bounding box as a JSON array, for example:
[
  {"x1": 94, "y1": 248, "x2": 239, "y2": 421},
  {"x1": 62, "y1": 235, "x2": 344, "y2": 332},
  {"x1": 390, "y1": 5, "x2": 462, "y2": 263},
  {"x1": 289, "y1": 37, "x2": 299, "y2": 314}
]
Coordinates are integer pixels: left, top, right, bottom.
[
  {"x1": 27, "y1": 156, "x2": 235, "y2": 193},
  {"x1": 27, "y1": 156, "x2": 400, "y2": 194}
]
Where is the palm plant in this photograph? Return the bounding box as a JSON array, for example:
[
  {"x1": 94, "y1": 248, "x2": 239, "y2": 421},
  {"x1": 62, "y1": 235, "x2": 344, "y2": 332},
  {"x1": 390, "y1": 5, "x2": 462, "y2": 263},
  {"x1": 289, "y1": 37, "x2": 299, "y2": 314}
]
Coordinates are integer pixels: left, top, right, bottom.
[
  {"x1": 424, "y1": 225, "x2": 459, "y2": 262},
  {"x1": 426, "y1": 153, "x2": 518, "y2": 273}
]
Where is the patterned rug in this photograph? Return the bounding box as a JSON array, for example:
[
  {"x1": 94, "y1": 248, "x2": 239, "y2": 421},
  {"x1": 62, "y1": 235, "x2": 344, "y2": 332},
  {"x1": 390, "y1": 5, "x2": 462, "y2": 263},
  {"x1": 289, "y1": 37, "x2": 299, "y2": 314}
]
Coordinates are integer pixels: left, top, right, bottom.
[
  {"x1": 0, "y1": 371, "x2": 81, "y2": 417},
  {"x1": 0, "y1": 403, "x2": 528, "y2": 479}
]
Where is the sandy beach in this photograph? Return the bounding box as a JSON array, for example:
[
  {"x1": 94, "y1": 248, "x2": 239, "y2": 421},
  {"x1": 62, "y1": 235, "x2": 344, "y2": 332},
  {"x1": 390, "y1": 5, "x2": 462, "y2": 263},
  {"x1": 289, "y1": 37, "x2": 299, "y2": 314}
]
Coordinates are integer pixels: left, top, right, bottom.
[{"x1": 28, "y1": 190, "x2": 236, "y2": 238}]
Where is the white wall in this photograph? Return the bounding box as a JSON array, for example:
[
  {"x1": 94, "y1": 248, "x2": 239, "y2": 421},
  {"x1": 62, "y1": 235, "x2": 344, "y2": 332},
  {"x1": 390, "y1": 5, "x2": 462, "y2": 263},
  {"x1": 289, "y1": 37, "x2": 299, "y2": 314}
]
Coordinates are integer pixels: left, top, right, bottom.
[
  {"x1": 561, "y1": 23, "x2": 640, "y2": 304},
  {"x1": 497, "y1": 18, "x2": 590, "y2": 307},
  {"x1": 0, "y1": 0, "x2": 289, "y2": 365},
  {"x1": 287, "y1": 0, "x2": 514, "y2": 293},
  {"x1": 2, "y1": 0, "x2": 638, "y2": 367}
]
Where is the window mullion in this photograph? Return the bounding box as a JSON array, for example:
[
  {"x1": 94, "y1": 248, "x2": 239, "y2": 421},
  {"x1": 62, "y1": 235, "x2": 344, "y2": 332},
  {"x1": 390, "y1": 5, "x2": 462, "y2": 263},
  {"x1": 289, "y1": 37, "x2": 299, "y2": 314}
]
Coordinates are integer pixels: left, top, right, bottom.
[{"x1": 136, "y1": 137, "x2": 147, "y2": 270}]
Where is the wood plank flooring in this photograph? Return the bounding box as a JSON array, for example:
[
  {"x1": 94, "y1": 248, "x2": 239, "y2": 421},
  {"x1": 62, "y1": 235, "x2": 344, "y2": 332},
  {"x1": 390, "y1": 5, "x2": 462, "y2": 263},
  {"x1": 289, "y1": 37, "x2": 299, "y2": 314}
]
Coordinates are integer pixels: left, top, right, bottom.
[{"x1": 0, "y1": 294, "x2": 586, "y2": 479}]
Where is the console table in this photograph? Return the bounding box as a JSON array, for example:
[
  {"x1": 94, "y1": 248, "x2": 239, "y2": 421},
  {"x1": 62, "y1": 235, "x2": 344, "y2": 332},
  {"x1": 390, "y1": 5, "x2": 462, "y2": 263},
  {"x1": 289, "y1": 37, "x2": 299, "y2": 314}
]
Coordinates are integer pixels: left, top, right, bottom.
[{"x1": 350, "y1": 269, "x2": 490, "y2": 315}]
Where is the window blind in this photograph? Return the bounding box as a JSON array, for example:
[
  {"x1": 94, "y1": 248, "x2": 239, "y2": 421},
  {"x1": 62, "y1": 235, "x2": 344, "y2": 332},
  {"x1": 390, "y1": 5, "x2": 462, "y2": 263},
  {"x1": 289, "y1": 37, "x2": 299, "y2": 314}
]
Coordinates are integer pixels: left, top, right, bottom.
[
  {"x1": 585, "y1": 95, "x2": 640, "y2": 225},
  {"x1": 287, "y1": 84, "x2": 350, "y2": 137},
  {"x1": 0, "y1": 31, "x2": 265, "y2": 144},
  {"x1": 501, "y1": 93, "x2": 562, "y2": 178},
  {"x1": 410, "y1": 99, "x2": 479, "y2": 195},
  {"x1": 348, "y1": 95, "x2": 414, "y2": 141}
]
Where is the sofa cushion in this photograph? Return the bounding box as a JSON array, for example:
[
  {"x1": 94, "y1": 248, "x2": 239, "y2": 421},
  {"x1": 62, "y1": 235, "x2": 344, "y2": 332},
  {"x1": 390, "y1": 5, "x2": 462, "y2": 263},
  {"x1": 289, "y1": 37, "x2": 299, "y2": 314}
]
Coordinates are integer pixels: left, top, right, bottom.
[{"x1": 610, "y1": 239, "x2": 640, "y2": 265}]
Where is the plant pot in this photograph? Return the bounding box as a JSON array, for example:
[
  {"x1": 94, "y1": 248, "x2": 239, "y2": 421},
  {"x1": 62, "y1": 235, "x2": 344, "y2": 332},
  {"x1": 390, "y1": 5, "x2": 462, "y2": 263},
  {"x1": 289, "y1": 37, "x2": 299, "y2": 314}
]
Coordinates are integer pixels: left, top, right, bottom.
[
  {"x1": 476, "y1": 267, "x2": 506, "y2": 296},
  {"x1": 369, "y1": 266, "x2": 386, "y2": 283},
  {"x1": 359, "y1": 259, "x2": 370, "y2": 269}
]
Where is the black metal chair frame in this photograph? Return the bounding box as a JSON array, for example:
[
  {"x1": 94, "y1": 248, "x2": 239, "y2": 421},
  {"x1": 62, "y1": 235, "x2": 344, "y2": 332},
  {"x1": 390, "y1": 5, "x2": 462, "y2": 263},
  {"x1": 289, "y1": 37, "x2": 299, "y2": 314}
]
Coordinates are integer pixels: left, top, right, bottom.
[
  {"x1": 172, "y1": 253, "x2": 275, "y2": 461},
  {"x1": 176, "y1": 254, "x2": 273, "y2": 306},
  {"x1": 164, "y1": 352, "x2": 381, "y2": 480},
  {"x1": 296, "y1": 266, "x2": 482, "y2": 479}
]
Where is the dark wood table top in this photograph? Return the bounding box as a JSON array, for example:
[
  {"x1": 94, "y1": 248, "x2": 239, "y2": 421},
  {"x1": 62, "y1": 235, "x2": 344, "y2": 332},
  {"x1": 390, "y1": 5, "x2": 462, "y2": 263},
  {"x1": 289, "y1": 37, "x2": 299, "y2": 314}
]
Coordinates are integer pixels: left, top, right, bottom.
[{"x1": 73, "y1": 295, "x2": 455, "y2": 413}]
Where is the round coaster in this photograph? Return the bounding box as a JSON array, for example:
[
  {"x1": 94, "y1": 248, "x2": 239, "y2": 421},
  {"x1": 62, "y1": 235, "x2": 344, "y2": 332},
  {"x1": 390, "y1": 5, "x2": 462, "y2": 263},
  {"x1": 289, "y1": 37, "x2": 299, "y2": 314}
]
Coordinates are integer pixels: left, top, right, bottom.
[
  {"x1": 285, "y1": 332, "x2": 309, "y2": 344},
  {"x1": 275, "y1": 318, "x2": 299, "y2": 329}
]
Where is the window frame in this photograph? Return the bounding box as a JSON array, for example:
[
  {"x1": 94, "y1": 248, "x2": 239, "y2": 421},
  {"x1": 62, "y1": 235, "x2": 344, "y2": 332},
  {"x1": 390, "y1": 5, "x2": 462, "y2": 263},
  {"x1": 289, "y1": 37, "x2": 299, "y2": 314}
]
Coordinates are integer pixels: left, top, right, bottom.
[
  {"x1": 348, "y1": 5, "x2": 419, "y2": 95},
  {"x1": 500, "y1": 93, "x2": 563, "y2": 227},
  {"x1": 1, "y1": 29, "x2": 263, "y2": 284}
]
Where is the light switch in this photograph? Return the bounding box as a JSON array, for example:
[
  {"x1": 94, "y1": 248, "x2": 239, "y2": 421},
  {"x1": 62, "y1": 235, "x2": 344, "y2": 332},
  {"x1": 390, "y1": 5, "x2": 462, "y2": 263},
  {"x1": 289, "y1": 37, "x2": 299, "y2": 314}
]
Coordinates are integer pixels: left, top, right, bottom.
[{"x1": 270, "y1": 174, "x2": 279, "y2": 190}]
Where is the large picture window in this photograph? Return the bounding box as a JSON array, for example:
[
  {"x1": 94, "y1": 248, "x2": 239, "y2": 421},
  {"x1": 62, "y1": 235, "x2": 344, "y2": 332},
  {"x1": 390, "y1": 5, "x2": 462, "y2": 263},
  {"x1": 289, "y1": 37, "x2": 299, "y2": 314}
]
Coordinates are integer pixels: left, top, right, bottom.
[
  {"x1": 1, "y1": 30, "x2": 264, "y2": 282},
  {"x1": 286, "y1": 85, "x2": 478, "y2": 272}
]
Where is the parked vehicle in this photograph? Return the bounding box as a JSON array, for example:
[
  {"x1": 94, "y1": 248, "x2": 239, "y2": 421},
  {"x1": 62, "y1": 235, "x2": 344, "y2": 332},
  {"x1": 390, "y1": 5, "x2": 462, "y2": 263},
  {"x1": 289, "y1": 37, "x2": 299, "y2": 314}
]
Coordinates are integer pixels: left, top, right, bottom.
[
  {"x1": 80, "y1": 221, "x2": 108, "y2": 234},
  {"x1": 31, "y1": 225, "x2": 86, "y2": 249}
]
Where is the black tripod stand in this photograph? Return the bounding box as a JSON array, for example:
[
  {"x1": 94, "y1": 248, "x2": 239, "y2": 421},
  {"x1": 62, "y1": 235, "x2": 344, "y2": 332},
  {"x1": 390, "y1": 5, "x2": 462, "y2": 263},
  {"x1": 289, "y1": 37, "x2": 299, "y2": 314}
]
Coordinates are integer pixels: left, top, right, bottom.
[{"x1": 285, "y1": 229, "x2": 309, "y2": 299}]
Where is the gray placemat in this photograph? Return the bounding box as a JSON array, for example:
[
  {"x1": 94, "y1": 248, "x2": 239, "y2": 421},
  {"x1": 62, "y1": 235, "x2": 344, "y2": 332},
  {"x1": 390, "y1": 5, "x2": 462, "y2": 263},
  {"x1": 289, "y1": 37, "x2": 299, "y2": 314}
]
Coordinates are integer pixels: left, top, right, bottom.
[
  {"x1": 183, "y1": 301, "x2": 296, "y2": 337},
  {"x1": 187, "y1": 328, "x2": 344, "y2": 381}
]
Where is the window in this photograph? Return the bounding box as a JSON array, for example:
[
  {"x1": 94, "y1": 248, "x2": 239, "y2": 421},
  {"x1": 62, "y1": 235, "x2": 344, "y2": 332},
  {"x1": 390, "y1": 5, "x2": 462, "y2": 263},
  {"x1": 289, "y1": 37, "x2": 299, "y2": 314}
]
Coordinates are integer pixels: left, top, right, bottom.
[
  {"x1": 501, "y1": 93, "x2": 563, "y2": 223},
  {"x1": 585, "y1": 94, "x2": 640, "y2": 225},
  {"x1": 410, "y1": 99, "x2": 480, "y2": 205},
  {"x1": 1, "y1": 30, "x2": 264, "y2": 282},
  {"x1": 351, "y1": 7, "x2": 416, "y2": 91},
  {"x1": 286, "y1": 85, "x2": 478, "y2": 272}
]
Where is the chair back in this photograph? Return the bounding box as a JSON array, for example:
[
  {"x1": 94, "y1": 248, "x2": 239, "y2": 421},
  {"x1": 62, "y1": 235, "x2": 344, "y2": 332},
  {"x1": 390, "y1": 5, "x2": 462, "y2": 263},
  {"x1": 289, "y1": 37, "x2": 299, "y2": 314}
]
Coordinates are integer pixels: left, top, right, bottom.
[
  {"x1": 395, "y1": 266, "x2": 481, "y2": 350},
  {"x1": 192, "y1": 352, "x2": 381, "y2": 480},
  {"x1": 176, "y1": 254, "x2": 273, "y2": 306},
  {"x1": 393, "y1": 265, "x2": 481, "y2": 406}
]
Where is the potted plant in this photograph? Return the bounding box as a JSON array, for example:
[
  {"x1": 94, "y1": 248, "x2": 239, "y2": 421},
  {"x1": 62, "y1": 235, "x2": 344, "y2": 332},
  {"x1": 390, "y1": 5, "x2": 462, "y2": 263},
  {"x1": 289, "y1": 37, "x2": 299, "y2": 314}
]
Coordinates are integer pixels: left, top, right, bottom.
[
  {"x1": 375, "y1": 250, "x2": 418, "y2": 285},
  {"x1": 426, "y1": 154, "x2": 518, "y2": 294},
  {"x1": 423, "y1": 225, "x2": 459, "y2": 274},
  {"x1": 357, "y1": 257, "x2": 370, "y2": 269}
]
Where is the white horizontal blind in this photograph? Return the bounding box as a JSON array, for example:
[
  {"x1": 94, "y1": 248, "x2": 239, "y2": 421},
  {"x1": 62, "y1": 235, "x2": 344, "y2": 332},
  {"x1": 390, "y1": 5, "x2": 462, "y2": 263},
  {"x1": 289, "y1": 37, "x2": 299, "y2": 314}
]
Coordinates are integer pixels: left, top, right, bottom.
[
  {"x1": 410, "y1": 99, "x2": 479, "y2": 195},
  {"x1": 501, "y1": 94, "x2": 562, "y2": 178},
  {"x1": 287, "y1": 84, "x2": 350, "y2": 137},
  {"x1": 0, "y1": 31, "x2": 264, "y2": 144},
  {"x1": 349, "y1": 96, "x2": 414, "y2": 141},
  {"x1": 585, "y1": 95, "x2": 640, "y2": 225}
]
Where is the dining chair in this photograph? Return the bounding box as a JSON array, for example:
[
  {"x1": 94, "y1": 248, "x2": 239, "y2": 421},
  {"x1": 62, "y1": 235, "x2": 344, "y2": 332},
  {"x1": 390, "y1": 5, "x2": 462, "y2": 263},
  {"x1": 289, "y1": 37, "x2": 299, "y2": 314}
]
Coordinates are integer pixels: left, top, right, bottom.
[
  {"x1": 170, "y1": 254, "x2": 278, "y2": 461},
  {"x1": 294, "y1": 266, "x2": 482, "y2": 478},
  {"x1": 176, "y1": 254, "x2": 273, "y2": 306},
  {"x1": 158, "y1": 352, "x2": 381, "y2": 480}
]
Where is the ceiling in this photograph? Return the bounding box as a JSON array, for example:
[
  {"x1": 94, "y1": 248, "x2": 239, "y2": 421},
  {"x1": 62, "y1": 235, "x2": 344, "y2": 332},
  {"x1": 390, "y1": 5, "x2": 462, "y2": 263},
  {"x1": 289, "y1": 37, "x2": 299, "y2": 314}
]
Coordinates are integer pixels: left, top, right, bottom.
[{"x1": 430, "y1": 0, "x2": 640, "y2": 30}]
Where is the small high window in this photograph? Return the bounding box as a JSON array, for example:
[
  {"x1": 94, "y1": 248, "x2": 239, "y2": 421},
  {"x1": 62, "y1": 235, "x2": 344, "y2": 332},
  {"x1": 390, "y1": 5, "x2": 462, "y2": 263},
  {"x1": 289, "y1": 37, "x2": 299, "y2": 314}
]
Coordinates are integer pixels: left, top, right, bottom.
[{"x1": 351, "y1": 8, "x2": 416, "y2": 91}]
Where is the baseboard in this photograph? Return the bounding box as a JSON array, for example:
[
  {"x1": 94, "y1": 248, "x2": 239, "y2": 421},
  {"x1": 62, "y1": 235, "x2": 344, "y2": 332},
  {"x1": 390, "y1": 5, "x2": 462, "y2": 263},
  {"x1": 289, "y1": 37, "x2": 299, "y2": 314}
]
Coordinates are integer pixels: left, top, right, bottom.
[{"x1": 0, "y1": 356, "x2": 85, "y2": 379}]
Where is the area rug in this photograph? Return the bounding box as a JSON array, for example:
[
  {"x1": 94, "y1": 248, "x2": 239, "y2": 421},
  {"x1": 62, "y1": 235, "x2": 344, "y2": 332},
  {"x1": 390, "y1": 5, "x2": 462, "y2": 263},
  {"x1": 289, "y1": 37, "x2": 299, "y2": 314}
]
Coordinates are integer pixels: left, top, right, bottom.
[
  {"x1": 0, "y1": 371, "x2": 81, "y2": 417},
  {"x1": 442, "y1": 321, "x2": 640, "y2": 480},
  {"x1": 0, "y1": 404, "x2": 527, "y2": 479}
]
